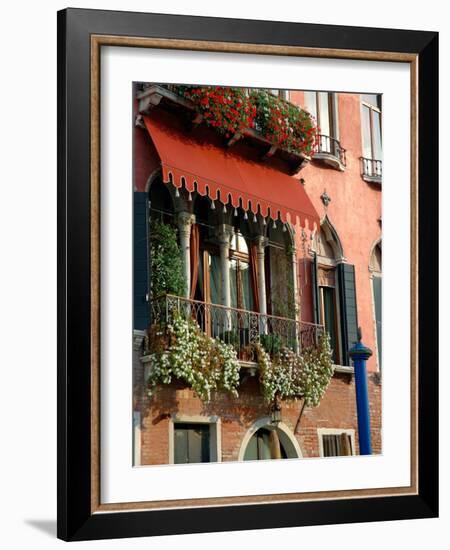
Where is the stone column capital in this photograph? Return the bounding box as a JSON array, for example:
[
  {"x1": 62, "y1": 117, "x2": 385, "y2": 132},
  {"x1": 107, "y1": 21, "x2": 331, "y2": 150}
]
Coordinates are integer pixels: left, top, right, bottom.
[
  {"x1": 215, "y1": 223, "x2": 234, "y2": 246},
  {"x1": 177, "y1": 211, "x2": 196, "y2": 232},
  {"x1": 252, "y1": 235, "x2": 269, "y2": 253}
]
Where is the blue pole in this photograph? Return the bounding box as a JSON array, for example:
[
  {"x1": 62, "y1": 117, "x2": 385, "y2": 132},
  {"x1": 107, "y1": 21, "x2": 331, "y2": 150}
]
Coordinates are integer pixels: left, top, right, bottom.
[{"x1": 349, "y1": 329, "x2": 373, "y2": 455}]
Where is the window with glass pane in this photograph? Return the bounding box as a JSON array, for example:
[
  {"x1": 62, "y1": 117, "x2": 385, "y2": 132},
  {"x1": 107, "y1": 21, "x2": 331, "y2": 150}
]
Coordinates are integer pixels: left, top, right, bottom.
[
  {"x1": 174, "y1": 423, "x2": 211, "y2": 464},
  {"x1": 320, "y1": 286, "x2": 339, "y2": 364},
  {"x1": 372, "y1": 111, "x2": 382, "y2": 159},
  {"x1": 361, "y1": 94, "x2": 382, "y2": 166},
  {"x1": 269, "y1": 246, "x2": 294, "y2": 319},
  {"x1": 229, "y1": 230, "x2": 253, "y2": 312},
  {"x1": 304, "y1": 91, "x2": 317, "y2": 120},
  {"x1": 322, "y1": 433, "x2": 353, "y2": 457},
  {"x1": 361, "y1": 94, "x2": 381, "y2": 109},
  {"x1": 209, "y1": 254, "x2": 222, "y2": 338},
  {"x1": 304, "y1": 91, "x2": 334, "y2": 153}
]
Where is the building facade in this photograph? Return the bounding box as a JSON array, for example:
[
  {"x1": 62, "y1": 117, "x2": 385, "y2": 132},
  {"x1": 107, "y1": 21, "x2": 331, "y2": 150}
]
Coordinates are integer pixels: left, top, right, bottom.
[{"x1": 133, "y1": 85, "x2": 382, "y2": 465}]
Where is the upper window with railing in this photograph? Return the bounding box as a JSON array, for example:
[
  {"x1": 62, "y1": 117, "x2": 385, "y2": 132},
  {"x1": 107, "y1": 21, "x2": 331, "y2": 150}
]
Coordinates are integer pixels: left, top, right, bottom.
[
  {"x1": 304, "y1": 92, "x2": 346, "y2": 171},
  {"x1": 360, "y1": 94, "x2": 382, "y2": 184}
]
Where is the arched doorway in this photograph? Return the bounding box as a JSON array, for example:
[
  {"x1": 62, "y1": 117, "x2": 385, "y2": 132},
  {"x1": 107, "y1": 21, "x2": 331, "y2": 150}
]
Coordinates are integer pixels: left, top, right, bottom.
[
  {"x1": 238, "y1": 417, "x2": 302, "y2": 461},
  {"x1": 243, "y1": 427, "x2": 288, "y2": 460}
]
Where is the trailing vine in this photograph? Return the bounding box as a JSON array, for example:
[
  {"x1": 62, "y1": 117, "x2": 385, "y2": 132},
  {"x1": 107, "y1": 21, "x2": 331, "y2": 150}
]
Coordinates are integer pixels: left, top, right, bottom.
[
  {"x1": 146, "y1": 312, "x2": 333, "y2": 408},
  {"x1": 147, "y1": 315, "x2": 241, "y2": 401},
  {"x1": 255, "y1": 332, "x2": 334, "y2": 407}
]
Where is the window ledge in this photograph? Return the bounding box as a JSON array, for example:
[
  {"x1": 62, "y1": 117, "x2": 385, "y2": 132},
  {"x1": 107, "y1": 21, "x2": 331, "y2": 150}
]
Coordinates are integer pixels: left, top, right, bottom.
[
  {"x1": 333, "y1": 364, "x2": 354, "y2": 375},
  {"x1": 312, "y1": 152, "x2": 345, "y2": 171},
  {"x1": 362, "y1": 174, "x2": 382, "y2": 185}
]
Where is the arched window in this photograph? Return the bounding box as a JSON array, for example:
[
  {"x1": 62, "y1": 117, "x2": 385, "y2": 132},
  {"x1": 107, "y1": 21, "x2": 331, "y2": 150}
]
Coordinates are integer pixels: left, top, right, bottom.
[
  {"x1": 266, "y1": 222, "x2": 295, "y2": 319},
  {"x1": 191, "y1": 197, "x2": 258, "y2": 312},
  {"x1": 370, "y1": 241, "x2": 382, "y2": 370},
  {"x1": 149, "y1": 177, "x2": 174, "y2": 223},
  {"x1": 315, "y1": 218, "x2": 345, "y2": 364}
]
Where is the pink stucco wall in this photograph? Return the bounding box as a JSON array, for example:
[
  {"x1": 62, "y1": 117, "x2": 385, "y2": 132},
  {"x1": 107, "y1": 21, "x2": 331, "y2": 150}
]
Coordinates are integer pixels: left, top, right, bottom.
[{"x1": 291, "y1": 92, "x2": 382, "y2": 372}]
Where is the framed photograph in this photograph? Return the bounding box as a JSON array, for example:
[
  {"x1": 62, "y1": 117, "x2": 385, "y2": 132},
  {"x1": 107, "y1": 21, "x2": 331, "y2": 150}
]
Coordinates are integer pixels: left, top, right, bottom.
[{"x1": 57, "y1": 8, "x2": 438, "y2": 541}]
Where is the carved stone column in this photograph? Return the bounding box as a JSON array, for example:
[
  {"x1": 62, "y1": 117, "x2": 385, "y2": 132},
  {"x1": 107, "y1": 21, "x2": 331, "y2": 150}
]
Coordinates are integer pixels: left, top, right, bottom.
[
  {"x1": 177, "y1": 212, "x2": 195, "y2": 298},
  {"x1": 290, "y1": 245, "x2": 299, "y2": 320},
  {"x1": 254, "y1": 235, "x2": 268, "y2": 316},
  {"x1": 253, "y1": 235, "x2": 268, "y2": 334},
  {"x1": 216, "y1": 224, "x2": 233, "y2": 309}
]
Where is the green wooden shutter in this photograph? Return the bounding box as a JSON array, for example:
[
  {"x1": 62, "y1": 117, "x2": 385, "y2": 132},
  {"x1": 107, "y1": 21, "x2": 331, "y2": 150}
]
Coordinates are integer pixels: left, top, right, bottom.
[
  {"x1": 311, "y1": 252, "x2": 320, "y2": 324},
  {"x1": 133, "y1": 192, "x2": 149, "y2": 330},
  {"x1": 373, "y1": 276, "x2": 382, "y2": 369},
  {"x1": 174, "y1": 424, "x2": 210, "y2": 464},
  {"x1": 174, "y1": 426, "x2": 188, "y2": 464},
  {"x1": 337, "y1": 263, "x2": 359, "y2": 366}
]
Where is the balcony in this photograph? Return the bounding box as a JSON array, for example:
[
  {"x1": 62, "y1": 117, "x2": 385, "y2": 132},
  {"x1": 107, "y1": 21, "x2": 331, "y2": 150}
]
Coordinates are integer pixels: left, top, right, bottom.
[
  {"x1": 360, "y1": 157, "x2": 382, "y2": 184},
  {"x1": 136, "y1": 84, "x2": 311, "y2": 175},
  {"x1": 147, "y1": 294, "x2": 324, "y2": 365},
  {"x1": 313, "y1": 135, "x2": 346, "y2": 171}
]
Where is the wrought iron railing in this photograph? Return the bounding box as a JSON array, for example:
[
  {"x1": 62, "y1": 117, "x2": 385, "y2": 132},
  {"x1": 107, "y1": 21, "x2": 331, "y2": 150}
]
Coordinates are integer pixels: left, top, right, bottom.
[
  {"x1": 148, "y1": 294, "x2": 324, "y2": 361},
  {"x1": 360, "y1": 157, "x2": 382, "y2": 180},
  {"x1": 314, "y1": 134, "x2": 346, "y2": 166}
]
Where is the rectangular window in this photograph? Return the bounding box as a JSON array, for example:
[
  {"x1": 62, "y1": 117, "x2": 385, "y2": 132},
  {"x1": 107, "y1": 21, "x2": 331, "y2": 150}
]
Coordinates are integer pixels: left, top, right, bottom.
[
  {"x1": 318, "y1": 91, "x2": 331, "y2": 137},
  {"x1": 361, "y1": 94, "x2": 382, "y2": 163},
  {"x1": 361, "y1": 94, "x2": 381, "y2": 109},
  {"x1": 269, "y1": 245, "x2": 295, "y2": 319},
  {"x1": 230, "y1": 260, "x2": 253, "y2": 311},
  {"x1": 267, "y1": 89, "x2": 289, "y2": 100},
  {"x1": 320, "y1": 286, "x2": 338, "y2": 365},
  {"x1": 362, "y1": 104, "x2": 372, "y2": 158},
  {"x1": 209, "y1": 254, "x2": 222, "y2": 306},
  {"x1": 319, "y1": 285, "x2": 340, "y2": 364},
  {"x1": 372, "y1": 110, "x2": 382, "y2": 159},
  {"x1": 304, "y1": 91, "x2": 317, "y2": 120},
  {"x1": 304, "y1": 91, "x2": 336, "y2": 154},
  {"x1": 322, "y1": 433, "x2": 353, "y2": 456},
  {"x1": 174, "y1": 423, "x2": 211, "y2": 464}
]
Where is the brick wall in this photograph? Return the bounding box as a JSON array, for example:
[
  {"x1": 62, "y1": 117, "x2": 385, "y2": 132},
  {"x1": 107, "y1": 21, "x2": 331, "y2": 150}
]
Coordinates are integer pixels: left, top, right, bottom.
[{"x1": 137, "y1": 366, "x2": 382, "y2": 465}]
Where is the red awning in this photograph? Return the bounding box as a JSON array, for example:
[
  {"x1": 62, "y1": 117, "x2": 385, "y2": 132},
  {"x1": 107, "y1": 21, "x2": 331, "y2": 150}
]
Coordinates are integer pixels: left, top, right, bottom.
[{"x1": 143, "y1": 111, "x2": 320, "y2": 230}]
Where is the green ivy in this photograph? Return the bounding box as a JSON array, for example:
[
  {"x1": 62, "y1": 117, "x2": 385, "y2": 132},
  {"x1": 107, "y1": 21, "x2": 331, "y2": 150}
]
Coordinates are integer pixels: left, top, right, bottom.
[{"x1": 149, "y1": 220, "x2": 185, "y2": 298}]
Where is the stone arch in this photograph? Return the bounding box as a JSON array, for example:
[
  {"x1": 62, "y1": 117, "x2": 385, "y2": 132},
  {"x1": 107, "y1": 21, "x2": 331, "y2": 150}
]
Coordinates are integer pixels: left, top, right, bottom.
[
  {"x1": 146, "y1": 169, "x2": 176, "y2": 216},
  {"x1": 369, "y1": 238, "x2": 382, "y2": 274},
  {"x1": 318, "y1": 215, "x2": 345, "y2": 262},
  {"x1": 238, "y1": 417, "x2": 303, "y2": 461},
  {"x1": 267, "y1": 219, "x2": 295, "y2": 249}
]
